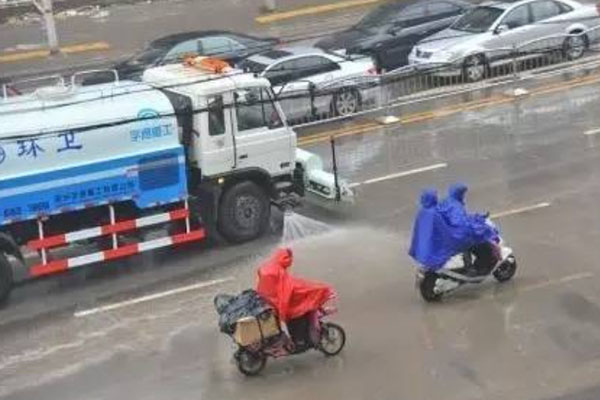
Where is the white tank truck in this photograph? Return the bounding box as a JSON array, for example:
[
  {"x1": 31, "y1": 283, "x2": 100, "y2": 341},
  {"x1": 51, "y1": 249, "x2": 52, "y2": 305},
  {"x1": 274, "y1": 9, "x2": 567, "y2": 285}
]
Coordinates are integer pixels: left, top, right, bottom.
[{"x1": 0, "y1": 57, "x2": 352, "y2": 304}]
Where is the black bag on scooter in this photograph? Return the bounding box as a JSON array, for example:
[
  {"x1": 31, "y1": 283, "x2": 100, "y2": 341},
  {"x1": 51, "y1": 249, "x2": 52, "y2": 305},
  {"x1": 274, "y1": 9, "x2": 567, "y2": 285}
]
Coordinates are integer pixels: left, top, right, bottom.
[{"x1": 214, "y1": 289, "x2": 272, "y2": 335}]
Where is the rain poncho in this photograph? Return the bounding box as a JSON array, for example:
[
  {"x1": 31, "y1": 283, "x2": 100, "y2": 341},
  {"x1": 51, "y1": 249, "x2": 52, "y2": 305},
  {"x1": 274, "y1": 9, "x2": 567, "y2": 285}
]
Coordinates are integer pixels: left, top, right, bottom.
[
  {"x1": 409, "y1": 189, "x2": 462, "y2": 269},
  {"x1": 438, "y1": 183, "x2": 498, "y2": 247},
  {"x1": 256, "y1": 248, "x2": 334, "y2": 322},
  {"x1": 409, "y1": 185, "x2": 499, "y2": 270}
]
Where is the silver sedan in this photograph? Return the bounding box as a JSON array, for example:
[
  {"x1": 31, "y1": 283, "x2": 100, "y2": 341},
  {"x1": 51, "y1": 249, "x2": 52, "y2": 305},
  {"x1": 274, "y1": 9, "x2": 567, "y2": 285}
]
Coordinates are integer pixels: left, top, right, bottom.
[{"x1": 408, "y1": 0, "x2": 600, "y2": 81}]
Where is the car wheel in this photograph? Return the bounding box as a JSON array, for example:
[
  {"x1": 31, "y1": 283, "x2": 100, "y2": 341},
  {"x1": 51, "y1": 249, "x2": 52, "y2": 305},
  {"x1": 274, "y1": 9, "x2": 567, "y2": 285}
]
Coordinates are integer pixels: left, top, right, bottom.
[
  {"x1": 333, "y1": 88, "x2": 360, "y2": 117},
  {"x1": 462, "y1": 54, "x2": 487, "y2": 83},
  {"x1": 563, "y1": 33, "x2": 587, "y2": 61}
]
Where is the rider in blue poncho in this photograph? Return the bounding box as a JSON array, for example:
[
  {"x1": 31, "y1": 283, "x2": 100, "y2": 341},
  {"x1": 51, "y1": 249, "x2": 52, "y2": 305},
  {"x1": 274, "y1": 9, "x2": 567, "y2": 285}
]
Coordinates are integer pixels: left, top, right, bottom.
[
  {"x1": 409, "y1": 189, "x2": 463, "y2": 270},
  {"x1": 410, "y1": 184, "x2": 499, "y2": 274}
]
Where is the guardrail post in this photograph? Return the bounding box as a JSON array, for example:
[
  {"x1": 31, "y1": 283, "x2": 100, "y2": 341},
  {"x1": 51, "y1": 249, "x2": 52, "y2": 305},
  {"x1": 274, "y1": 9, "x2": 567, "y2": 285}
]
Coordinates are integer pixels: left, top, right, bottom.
[
  {"x1": 309, "y1": 82, "x2": 317, "y2": 120},
  {"x1": 509, "y1": 44, "x2": 529, "y2": 97},
  {"x1": 377, "y1": 71, "x2": 400, "y2": 125},
  {"x1": 330, "y1": 136, "x2": 341, "y2": 202},
  {"x1": 512, "y1": 44, "x2": 519, "y2": 83}
]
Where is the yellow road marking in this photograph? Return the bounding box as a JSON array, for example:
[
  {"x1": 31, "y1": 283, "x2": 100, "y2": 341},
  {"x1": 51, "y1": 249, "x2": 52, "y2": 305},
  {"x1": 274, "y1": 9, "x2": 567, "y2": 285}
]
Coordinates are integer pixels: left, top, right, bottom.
[
  {"x1": 256, "y1": 0, "x2": 381, "y2": 24},
  {"x1": 298, "y1": 71, "x2": 600, "y2": 147},
  {"x1": 0, "y1": 41, "x2": 110, "y2": 63},
  {"x1": 61, "y1": 41, "x2": 111, "y2": 55}
]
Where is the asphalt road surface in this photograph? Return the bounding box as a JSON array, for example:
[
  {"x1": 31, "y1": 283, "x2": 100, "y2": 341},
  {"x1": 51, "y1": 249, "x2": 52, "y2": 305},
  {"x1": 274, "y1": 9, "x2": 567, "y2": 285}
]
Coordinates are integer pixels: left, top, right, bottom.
[{"x1": 1, "y1": 73, "x2": 600, "y2": 399}]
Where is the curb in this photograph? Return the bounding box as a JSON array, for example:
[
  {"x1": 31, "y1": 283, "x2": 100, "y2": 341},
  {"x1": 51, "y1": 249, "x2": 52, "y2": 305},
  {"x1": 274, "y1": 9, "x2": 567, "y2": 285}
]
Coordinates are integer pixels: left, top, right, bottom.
[
  {"x1": 0, "y1": 41, "x2": 110, "y2": 64},
  {"x1": 256, "y1": 0, "x2": 380, "y2": 24}
]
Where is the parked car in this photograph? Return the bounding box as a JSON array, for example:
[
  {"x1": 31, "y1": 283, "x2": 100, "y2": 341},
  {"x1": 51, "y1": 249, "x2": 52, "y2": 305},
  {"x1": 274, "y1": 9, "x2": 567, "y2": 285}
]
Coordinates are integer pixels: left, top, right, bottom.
[
  {"x1": 315, "y1": 0, "x2": 472, "y2": 72},
  {"x1": 238, "y1": 47, "x2": 378, "y2": 122},
  {"x1": 408, "y1": 0, "x2": 600, "y2": 81},
  {"x1": 83, "y1": 31, "x2": 279, "y2": 84}
]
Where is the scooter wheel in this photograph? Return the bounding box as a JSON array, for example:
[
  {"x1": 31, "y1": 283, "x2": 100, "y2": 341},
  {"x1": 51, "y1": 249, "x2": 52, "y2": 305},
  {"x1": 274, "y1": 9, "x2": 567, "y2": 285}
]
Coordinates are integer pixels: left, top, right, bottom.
[
  {"x1": 236, "y1": 349, "x2": 266, "y2": 376},
  {"x1": 420, "y1": 272, "x2": 442, "y2": 302},
  {"x1": 493, "y1": 255, "x2": 517, "y2": 283},
  {"x1": 319, "y1": 322, "x2": 346, "y2": 356}
]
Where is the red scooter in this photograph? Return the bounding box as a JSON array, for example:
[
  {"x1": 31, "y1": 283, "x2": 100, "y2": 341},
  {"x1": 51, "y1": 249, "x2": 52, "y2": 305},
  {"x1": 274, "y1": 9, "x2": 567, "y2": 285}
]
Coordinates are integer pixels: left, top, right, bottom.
[{"x1": 215, "y1": 293, "x2": 345, "y2": 376}]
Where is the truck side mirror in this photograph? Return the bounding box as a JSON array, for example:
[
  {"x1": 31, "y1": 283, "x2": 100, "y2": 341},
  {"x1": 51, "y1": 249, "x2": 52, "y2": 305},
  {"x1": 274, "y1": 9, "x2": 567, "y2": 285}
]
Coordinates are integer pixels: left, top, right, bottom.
[{"x1": 495, "y1": 24, "x2": 509, "y2": 35}]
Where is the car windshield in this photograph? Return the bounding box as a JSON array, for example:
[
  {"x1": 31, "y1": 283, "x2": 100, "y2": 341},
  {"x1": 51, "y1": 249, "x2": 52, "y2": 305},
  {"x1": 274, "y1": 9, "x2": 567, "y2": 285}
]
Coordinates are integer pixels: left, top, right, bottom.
[
  {"x1": 127, "y1": 47, "x2": 165, "y2": 65},
  {"x1": 238, "y1": 58, "x2": 268, "y2": 73},
  {"x1": 451, "y1": 6, "x2": 503, "y2": 33},
  {"x1": 356, "y1": 3, "x2": 403, "y2": 28}
]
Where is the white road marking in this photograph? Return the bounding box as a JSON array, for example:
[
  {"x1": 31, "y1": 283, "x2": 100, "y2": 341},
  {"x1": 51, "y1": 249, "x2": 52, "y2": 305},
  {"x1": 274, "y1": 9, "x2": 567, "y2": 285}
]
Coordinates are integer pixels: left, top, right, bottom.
[
  {"x1": 520, "y1": 272, "x2": 594, "y2": 293},
  {"x1": 74, "y1": 277, "x2": 234, "y2": 317},
  {"x1": 349, "y1": 163, "x2": 448, "y2": 188},
  {"x1": 491, "y1": 202, "x2": 551, "y2": 219},
  {"x1": 483, "y1": 272, "x2": 594, "y2": 301},
  {"x1": 584, "y1": 128, "x2": 600, "y2": 135}
]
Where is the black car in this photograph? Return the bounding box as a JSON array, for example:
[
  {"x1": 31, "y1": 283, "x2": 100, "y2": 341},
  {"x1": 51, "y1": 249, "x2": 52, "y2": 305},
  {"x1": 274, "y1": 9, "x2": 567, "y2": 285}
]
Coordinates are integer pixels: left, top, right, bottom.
[
  {"x1": 85, "y1": 31, "x2": 279, "y2": 84},
  {"x1": 315, "y1": 0, "x2": 472, "y2": 71}
]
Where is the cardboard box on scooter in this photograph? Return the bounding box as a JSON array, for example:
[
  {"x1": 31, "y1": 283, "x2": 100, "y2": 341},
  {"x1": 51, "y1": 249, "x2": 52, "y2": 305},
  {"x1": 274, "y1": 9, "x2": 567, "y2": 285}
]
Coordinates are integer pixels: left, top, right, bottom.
[{"x1": 234, "y1": 313, "x2": 280, "y2": 346}]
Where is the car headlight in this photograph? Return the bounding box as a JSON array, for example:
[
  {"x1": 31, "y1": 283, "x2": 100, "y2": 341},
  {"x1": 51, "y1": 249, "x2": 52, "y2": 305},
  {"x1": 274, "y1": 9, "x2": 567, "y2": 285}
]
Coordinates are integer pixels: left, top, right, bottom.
[{"x1": 435, "y1": 49, "x2": 462, "y2": 62}]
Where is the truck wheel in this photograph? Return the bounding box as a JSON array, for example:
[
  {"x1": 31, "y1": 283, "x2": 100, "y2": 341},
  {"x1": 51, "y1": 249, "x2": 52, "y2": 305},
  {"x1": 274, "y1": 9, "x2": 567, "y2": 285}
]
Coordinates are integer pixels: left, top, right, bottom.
[
  {"x1": 0, "y1": 252, "x2": 13, "y2": 306},
  {"x1": 218, "y1": 181, "x2": 270, "y2": 243}
]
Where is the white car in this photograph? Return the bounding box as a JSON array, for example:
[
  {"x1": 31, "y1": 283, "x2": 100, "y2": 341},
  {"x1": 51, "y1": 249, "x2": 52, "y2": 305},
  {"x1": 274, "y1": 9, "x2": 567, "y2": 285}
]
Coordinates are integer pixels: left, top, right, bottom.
[
  {"x1": 408, "y1": 0, "x2": 600, "y2": 81},
  {"x1": 239, "y1": 47, "x2": 378, "y2": 122}
]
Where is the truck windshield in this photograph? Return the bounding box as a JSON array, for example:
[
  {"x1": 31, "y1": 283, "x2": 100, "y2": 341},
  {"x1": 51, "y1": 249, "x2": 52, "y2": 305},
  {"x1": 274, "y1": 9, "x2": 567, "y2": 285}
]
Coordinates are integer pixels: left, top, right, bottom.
[
  {"x1": 451, "y1": 6, "x2": 503, "y2": 33},
  {"x1": 235, "y1": 88, "x2": 283, "y2": 131}
]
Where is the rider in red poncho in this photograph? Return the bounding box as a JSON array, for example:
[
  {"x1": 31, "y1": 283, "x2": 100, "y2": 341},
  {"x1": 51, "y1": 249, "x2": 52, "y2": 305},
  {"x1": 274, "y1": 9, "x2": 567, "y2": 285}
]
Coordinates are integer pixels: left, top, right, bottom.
[{"x1": 256, "y1": 248, "x2": 335, "y2": 347}]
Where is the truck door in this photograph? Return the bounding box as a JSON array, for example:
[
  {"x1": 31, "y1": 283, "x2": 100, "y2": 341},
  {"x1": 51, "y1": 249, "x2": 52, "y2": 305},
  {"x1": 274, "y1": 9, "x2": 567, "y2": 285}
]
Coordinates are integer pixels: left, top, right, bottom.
[
  {"x1": 232, "y1": 87, "x2": 294, "y2": 176},
  {"x1": 199, "y1": 93, "x2": 236, "y2": 176}
]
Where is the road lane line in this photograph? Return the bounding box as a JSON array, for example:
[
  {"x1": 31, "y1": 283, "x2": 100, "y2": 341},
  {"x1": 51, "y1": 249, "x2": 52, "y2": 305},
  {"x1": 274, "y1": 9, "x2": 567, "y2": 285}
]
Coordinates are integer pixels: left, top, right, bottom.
[
  {"x1": 74, "y1": 277, "x2": 234, "y2": 317},
  {"x1": 491, "y1": 202, "x2": 551, "y2": 219},
  {"x1": 349, "y1": 163, "x2": 447, "y2": 188},
  {"x1": 483, "y1": 272, "x2": 594, "y2": 300},
  {"x1": 256, "y1": 0, "x2": 380, "y2": 24},
  {"x1": 584, "y1": 128, "x2": 600, "y2": 135},
  {"x1": 520, "y1": 272, "x2": 594, "y2": 293}
]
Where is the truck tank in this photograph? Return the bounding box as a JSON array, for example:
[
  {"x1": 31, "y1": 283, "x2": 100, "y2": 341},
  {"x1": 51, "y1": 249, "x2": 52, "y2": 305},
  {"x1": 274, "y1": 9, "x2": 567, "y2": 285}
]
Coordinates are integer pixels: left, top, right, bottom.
[{"x1": 0, "y1": 81, "x2": 186, "y2": 226}]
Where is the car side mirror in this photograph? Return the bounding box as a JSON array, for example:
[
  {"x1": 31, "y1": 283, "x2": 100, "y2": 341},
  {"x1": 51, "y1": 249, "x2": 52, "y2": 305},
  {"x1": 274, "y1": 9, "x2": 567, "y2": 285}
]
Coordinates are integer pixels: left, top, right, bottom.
[{"x1": 495, "y1": 24, "x2": 509, "y2": 35}]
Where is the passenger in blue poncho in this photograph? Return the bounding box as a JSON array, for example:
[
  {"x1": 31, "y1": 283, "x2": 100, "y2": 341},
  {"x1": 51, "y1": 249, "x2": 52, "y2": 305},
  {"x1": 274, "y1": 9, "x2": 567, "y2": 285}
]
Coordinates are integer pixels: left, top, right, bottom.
[{"x1": 409, "y1": 184, "x2": 499, "y2": 275}]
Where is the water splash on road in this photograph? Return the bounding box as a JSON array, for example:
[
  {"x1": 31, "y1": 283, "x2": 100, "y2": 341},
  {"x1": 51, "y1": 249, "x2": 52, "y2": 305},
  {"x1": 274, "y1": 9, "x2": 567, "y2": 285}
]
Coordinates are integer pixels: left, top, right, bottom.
[{"x1": 281, "y1": 211, "x2": 331, "y2": 244}]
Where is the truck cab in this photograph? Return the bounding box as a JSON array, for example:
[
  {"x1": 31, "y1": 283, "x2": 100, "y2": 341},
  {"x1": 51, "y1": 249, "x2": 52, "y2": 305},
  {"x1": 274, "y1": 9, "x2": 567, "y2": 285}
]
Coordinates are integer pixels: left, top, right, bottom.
[
  {"x1": 142, "y1": 60, "x2": 296, "y2": 182},
  {"x1": 142, "y1": 58, "x2": 303, "y2": 243}
]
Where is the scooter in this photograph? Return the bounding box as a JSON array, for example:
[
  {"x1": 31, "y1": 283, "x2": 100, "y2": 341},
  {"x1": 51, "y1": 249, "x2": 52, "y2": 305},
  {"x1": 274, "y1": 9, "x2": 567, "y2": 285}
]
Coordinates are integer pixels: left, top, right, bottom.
[
  {"x1": 215, "y1": 296, "x2": 346, "y2": 376},
  {"x1": 415, "y1": 220, "x2": 517, "y2": 302}
]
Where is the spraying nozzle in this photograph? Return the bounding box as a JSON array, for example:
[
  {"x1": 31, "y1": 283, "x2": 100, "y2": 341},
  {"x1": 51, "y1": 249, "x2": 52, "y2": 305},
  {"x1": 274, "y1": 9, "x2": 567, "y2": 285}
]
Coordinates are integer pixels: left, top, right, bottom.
[{"x1": 273, "y1": 193, "x2": 302, "y2": 213}]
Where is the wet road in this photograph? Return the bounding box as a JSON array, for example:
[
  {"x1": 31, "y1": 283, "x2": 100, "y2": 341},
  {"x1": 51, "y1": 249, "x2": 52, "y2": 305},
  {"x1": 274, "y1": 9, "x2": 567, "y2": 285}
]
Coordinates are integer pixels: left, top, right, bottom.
[{"x1": 2, "y1": 80, "x2": 600, "y2": 400}]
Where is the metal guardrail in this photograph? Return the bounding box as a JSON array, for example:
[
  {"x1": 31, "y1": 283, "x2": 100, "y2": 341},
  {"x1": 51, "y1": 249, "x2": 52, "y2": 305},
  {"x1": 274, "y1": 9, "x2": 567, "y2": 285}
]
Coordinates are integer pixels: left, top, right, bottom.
[
  {"x1": 286, "y1": 24, "x2": 600, "y2": 129},
  {"x1": 3, "y1": 25, "x2": 600, "y2": 126}
]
